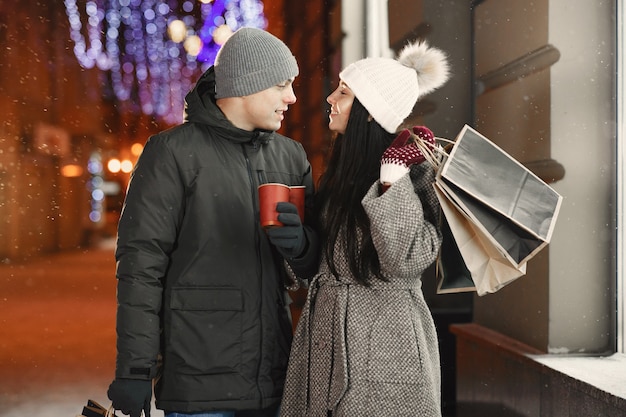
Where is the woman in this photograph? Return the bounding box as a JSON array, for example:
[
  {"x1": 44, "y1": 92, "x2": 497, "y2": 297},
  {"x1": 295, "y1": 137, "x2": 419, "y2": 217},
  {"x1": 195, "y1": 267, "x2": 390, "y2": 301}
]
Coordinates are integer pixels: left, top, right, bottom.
[{"x1": 280, "y1": 41, "x2": 450, "y2": 417}]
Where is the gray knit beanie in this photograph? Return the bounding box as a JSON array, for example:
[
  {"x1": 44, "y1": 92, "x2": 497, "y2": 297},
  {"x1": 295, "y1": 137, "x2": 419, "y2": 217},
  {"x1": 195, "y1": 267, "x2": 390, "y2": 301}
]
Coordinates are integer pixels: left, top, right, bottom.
[{"x1": 214, "y1": 27, "x2": 299, "y2": 98}]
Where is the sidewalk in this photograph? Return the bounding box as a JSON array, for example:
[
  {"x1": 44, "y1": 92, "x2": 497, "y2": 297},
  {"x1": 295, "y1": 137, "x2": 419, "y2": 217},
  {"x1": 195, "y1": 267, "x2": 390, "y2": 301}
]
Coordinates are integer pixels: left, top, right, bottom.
[{"x1": 0, "y1": 239, "x2": 158, "y2": 416}]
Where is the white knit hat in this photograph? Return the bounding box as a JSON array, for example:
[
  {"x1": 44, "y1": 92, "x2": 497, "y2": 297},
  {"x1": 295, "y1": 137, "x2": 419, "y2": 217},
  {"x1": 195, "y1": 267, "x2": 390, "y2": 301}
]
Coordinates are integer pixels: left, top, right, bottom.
[{"x1": 339, "y1": 41, "x2": 450, "y2": 133}]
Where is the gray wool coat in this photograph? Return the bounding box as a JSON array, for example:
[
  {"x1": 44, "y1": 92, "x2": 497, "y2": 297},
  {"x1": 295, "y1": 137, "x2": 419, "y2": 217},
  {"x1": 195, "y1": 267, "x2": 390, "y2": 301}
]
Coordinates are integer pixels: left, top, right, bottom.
[{"x1": 280, "y1": 164, "x2": 443, "y2": 417}]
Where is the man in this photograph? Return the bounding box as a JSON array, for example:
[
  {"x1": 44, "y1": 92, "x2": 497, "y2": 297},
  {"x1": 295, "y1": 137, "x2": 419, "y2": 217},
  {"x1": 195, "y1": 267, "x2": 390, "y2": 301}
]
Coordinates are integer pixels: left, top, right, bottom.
[{"x1": 107, "y1": 27, "x2": 319, "y2": 417}]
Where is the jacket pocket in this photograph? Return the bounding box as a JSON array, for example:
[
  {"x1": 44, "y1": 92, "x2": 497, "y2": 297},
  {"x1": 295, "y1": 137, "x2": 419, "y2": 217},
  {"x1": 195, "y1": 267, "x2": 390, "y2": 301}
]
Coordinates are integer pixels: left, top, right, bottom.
[{"x1": 168, "y1": 287, "x2": 243, "y2": 375}]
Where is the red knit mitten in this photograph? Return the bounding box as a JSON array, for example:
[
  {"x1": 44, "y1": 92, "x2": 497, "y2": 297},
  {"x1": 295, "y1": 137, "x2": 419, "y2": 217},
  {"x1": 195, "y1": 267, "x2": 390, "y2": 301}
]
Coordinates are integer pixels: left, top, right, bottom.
[{"x1": 380, "y1": 126, "x2": 435, "y2": 187}]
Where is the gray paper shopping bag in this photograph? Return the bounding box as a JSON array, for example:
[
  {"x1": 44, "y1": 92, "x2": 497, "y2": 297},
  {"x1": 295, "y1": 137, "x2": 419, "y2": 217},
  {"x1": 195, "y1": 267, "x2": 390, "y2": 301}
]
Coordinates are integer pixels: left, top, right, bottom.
[{"x1": 437, "y1": 125, "x2": 562, "y2": 267}]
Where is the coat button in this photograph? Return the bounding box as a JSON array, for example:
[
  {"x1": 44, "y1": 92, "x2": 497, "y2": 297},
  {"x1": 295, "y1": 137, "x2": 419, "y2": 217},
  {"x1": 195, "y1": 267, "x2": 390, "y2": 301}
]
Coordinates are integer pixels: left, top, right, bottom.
[{"x1": 315, "y1": 339, "x2": 327, "y2": 349}]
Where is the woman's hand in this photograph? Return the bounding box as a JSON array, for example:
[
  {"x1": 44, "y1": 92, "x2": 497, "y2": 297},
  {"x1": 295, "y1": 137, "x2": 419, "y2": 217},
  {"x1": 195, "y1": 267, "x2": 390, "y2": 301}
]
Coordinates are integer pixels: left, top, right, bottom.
[{"x1": 380, "y1": 126, "x2": 435, "y2": 188}]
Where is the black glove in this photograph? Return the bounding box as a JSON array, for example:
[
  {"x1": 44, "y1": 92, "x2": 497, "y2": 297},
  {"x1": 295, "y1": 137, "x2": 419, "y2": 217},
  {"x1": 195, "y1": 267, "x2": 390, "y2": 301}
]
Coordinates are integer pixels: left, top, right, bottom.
[
  {"x1": 107, "y1": 378, "x2": 152, "y2": 417},
  {"x1": 266, "y1": 202, "x2": 306, "y2": 259}
]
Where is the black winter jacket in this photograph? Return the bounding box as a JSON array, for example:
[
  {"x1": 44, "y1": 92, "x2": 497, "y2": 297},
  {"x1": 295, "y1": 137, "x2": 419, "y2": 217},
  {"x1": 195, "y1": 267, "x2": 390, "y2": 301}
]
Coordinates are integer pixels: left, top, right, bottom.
[{"x1": 114, "y1": 67, "x2": 319, "y2": 413}]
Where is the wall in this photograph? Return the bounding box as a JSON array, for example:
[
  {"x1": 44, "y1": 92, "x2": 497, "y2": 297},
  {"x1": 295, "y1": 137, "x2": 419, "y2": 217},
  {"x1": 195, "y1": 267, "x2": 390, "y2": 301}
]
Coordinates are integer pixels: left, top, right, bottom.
[
  {"x1": 418, "y1": 0, "x2": 474, "y2": 139},
  {"x1": 453, "y1": 324, "x2": 626, "y2": 416}
]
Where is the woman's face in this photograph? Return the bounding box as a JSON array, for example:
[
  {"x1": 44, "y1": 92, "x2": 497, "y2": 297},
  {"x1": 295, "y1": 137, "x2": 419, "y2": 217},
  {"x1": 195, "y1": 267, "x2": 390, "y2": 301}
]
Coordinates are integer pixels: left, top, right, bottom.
[{"x1": 326, "y1": 80, "x2": 355, "y2": 134}]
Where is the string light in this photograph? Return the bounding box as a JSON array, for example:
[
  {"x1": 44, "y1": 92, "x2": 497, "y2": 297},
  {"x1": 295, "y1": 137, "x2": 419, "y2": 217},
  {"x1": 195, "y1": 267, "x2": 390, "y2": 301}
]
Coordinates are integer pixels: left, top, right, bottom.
[
  {"x1": 87, "y1": 152, "x2": 105, "y2": 223},
  {"x1": 64, "y1": 0, "x2": 267, "y2": 124}
]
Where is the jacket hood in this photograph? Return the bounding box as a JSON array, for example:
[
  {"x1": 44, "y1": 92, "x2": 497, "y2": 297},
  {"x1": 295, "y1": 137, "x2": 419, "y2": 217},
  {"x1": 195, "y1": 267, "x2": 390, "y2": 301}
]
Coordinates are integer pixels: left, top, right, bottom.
[{"x1": 184, "y1": 66, "x2": 273, "y2": 144}]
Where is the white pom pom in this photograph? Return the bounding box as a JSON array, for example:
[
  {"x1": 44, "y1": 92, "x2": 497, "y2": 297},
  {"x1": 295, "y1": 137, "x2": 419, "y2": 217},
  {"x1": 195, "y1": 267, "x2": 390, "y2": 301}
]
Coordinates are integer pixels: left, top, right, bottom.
[{"x1": 397, "y1": 41, "x2": 450, "y2": 97}]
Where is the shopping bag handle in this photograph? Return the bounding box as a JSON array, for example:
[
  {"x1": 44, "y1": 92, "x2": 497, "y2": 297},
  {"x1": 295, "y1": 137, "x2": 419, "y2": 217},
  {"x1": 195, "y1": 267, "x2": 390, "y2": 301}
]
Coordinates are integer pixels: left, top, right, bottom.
[
  {"x1": 435, "y1": 136, "x2": 455, "y2": 146},
  {"x1": 411, "y1": 135, "x2": 455, "y2": 169},
  {"x1": 106, "y1": 407, "x2": 145, "y2": 417}
]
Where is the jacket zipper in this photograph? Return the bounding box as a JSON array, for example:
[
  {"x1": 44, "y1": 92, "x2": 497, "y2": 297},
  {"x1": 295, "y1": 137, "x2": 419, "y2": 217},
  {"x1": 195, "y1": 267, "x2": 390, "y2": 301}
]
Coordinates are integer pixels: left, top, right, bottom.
[{"x1": 241, "y1": 137, "x2": 267, "y2": 402}]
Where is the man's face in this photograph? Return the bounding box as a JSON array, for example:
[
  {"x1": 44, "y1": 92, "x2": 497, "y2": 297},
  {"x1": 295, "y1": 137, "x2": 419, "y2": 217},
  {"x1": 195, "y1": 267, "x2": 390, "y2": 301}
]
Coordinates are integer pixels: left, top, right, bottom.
[{"x1": 239, "y1": 79, "x2": 297, "y2": 131}]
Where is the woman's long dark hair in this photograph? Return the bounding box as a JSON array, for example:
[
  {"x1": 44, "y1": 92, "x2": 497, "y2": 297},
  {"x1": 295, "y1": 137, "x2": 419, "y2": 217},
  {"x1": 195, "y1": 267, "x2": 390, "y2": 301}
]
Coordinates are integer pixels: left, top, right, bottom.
[{"x1": 316, "y1": 98, "x2": 395, "y2": 284}]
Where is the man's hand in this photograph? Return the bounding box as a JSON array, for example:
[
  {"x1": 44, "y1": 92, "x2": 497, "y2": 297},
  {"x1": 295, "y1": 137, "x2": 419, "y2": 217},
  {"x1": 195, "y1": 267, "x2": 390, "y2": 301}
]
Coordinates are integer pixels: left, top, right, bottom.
[
  {"x1": 107, "y1": 379, "x2": 152, "y2": 417},
  {"x1": 266, "y1": 202, "x2": 306, "y2": 259}
]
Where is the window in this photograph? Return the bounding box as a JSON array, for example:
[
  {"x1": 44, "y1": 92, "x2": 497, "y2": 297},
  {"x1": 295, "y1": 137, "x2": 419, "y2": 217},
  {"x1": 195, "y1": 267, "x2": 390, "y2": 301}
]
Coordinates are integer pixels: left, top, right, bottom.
[{"x1": 617, "y1": 0, "x2": 625, "y2": 354}]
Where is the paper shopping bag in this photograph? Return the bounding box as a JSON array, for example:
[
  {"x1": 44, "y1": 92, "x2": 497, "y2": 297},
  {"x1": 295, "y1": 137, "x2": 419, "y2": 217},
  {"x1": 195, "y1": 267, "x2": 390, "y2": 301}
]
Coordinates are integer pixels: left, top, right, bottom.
[
  {"x1": 437, "y1": 125, "x2": 562, "y2": 268},
  {"x1": 78, "y1": 399, "x2": 118, "y2": 417},
  {"x1": 436, "y1": 178, "x2": 546, "y2": 269},
  {"x1": 434, "y1": 184, "x2": 527, "y2": 296},
  {"x1": 436, "y1": 212, "x2": 476, "y2": 294}
]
